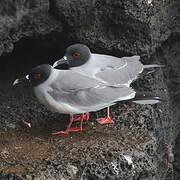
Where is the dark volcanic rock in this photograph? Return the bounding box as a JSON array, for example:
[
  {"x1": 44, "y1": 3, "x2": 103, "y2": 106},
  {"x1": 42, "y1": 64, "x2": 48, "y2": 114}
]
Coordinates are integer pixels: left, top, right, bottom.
[
  {"x1": 49, "y1": 0, "x2": 152, "y2": 55},
  {"x1": 0, "y1": 0, "x2": 62, "y2": 55},
  {"x1": 0, "y1": 0, "x2": 179, "y2": 180}
]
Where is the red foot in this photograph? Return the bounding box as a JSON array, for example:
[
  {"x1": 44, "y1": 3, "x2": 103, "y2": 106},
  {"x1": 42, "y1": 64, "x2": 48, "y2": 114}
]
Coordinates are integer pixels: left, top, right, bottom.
[
  {"x1": 52, "y1": 130, "x2": 69, "y2": 135},
  {"x1": 96, "y1": 117, "x2": 114, "y2": 124},
  {"x1": 52, "y1": 128, "x2": 83, "y2": 135}
]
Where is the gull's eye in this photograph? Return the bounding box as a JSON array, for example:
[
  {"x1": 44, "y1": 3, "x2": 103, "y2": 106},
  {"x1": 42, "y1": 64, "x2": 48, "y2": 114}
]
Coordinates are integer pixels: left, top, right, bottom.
[
  {"x1": 73, "y1": 52, "x2": 81, "y2": 58},
  {"x1": 34, "y1": 73, "x2": 41, "y2": 79}
]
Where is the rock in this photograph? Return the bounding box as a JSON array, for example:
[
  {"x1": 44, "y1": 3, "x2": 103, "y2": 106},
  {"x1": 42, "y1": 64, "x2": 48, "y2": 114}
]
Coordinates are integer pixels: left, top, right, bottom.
[
  {"x1": 66, "y1": 164, "x2": 78, "y2": 177},
  {"x1": 0, "y1": 0, "x2": 62, "y2": 56},
  {"x1": 0, "y1": 149, "x2": 10, "y2": 158},
  {"x1": 0, "y1": 0, "x2": 179, "y2": 180},
  {"x1": 26, "y1": 175, "x2": 33, "y2": 180},
  {"x1": 0, "y1": 171, "x2": 23, "y2": 180}
]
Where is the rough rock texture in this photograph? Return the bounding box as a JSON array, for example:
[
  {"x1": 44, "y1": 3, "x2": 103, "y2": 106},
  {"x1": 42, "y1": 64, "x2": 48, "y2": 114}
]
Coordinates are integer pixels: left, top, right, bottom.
[
  {"x1": 0, "y1": 0, "x2": 61, "y2": 54},
  {"x1": 0, "y1": 0, "x2": 179, "y2": 179}
]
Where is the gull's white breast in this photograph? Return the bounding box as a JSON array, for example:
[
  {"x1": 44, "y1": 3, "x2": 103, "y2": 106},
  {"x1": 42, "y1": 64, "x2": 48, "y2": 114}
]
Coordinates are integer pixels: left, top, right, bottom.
[{"x1": 33, "y1": 70, "x2": 81, "y2": 114}]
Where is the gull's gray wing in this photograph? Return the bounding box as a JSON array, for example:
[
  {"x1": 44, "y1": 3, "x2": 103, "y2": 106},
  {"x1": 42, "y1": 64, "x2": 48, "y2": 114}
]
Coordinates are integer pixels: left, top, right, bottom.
[
  {"x1": 92, "y1": 54, "x2": 143, "y2": 86},
  {"x1": 51, "y1": 71, "x2": 102, "y2": 92},
  {"x1": 47, "y1": 70, "x2": 135, "y2": 112}
]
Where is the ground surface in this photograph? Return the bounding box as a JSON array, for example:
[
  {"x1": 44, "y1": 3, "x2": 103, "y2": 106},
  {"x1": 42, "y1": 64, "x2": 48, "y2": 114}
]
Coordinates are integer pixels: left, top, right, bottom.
[{"x1": 0, "y1": 0, "x2": 179, "y2": 179}]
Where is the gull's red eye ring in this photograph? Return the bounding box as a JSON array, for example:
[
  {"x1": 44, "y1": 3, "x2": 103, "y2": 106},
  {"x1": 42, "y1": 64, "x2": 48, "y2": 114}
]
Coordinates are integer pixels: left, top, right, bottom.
[
  {"x1": 34, "y1": 73, "x2": 41, "y2": 79},
  {"x1": 73, "y1": 52, "x2": 81, "y2": 58}
]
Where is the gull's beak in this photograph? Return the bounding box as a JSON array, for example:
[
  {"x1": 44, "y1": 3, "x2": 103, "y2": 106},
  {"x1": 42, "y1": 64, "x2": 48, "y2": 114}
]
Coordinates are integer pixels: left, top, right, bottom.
[
  {"x1": 53, "y1": 56, "x2": 69, "y2": 70},
  {"x1": 13, "y1": 75, "x2": 30, "y2": 86}
]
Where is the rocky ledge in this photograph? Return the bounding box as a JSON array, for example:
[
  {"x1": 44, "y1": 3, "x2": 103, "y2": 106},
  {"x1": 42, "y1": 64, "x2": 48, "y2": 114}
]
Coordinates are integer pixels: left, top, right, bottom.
[{"x1": 0, "y1": 0, "x2": 179, "y2": 179}]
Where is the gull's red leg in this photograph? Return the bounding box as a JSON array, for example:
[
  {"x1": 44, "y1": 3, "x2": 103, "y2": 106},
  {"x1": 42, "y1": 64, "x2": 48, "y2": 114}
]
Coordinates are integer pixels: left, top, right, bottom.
[
  {"x1": 65, "y1": 113, "x2": 89, "y2": 132},
  {"x1": 52, "y1": 115, "x2": 74, "y2": 135},
  {"x1": 52, "y1": 113, "x2": 89, "y2": 135},
  {"x1": 82, "y1": 112, "x2": 90, "y2": 121},
  {"x1": 96, "y1": 107, "x2": 114, "y2": 124},
  {"x1": 68, "y1": 114, "x2": 84, "y2": 132},
  {"x1": 73, "y1": 112, "x2": 90, "y2": 121}
]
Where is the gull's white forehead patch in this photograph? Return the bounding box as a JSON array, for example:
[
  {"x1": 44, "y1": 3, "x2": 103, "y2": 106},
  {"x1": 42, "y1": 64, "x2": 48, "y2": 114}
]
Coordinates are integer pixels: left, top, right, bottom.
[{"x1": 26, "y1": 75, "x2": 29, "y2": 79}]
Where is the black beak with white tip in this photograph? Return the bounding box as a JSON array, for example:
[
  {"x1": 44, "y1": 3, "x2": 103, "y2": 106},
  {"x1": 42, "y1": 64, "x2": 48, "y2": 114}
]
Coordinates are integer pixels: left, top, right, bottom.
[
  {"x1": 13, "y1": 75, "x2": 30, "y2": 86},
  {"x1": 53, "y1": 56, "x2": 69, "y2": 70}
]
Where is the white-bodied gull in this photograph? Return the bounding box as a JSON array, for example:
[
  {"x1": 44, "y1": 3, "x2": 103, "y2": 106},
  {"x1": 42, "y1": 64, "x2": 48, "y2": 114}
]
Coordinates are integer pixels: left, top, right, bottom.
[{"x1": 52, "y1": 44, "x2": 163, "y2": 131}]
